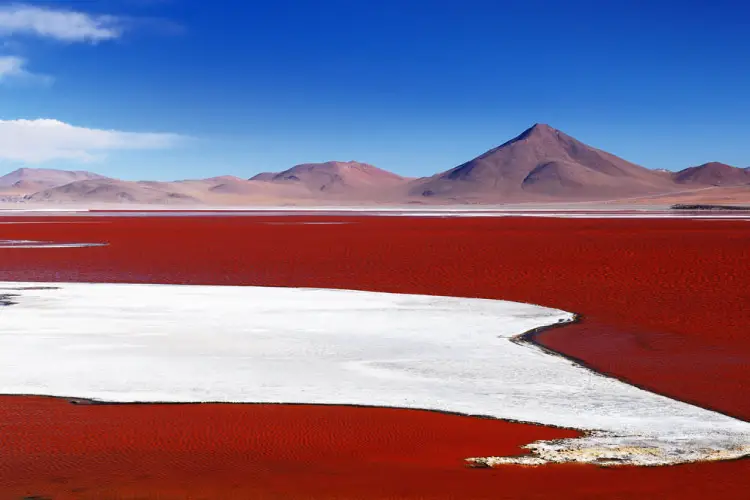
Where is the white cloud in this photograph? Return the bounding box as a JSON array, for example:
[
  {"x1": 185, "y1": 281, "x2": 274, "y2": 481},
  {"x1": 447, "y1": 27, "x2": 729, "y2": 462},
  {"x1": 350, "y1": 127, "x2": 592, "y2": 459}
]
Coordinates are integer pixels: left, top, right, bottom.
[
  {"x1": 0, "y1": 118, "x2": 184, "y2": 163},
  {"x1": 0, "y1": 4, "x2": 123, "y2": 43},
  {"x1": 0, "y1": 5, "x2": 182, "y2": 84},
  {"x1": 0, "y1": 55, "x2": 51, "y2": 84},
  {"x1": 0, "y1": 54, "x2": 26, "y2": 77}
]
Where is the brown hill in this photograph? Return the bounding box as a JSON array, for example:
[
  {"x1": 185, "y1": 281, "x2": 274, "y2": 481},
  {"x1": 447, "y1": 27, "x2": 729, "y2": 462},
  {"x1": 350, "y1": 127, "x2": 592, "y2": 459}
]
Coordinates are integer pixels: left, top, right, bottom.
[
  {"x1": 409, "y1": 124, "x2": 676, "y2": 202},
  {"x1": 25, "y1": 176, "x2": 317, "y2": 205},
  {"x1": 0, "y1": 168, "x2": 107, "y2": 194},
  {"x1": 248, "y1": 172, "x2": 277, "y2": 182},
  {"x1": 27, "y1": 179, "x2": 199, "y2": 204},
  {"x1": 251, "y1": 161, "x2": 410, "y2": 198},
  {"x1": 188, "y1": 176, "x2": 311, "y2": 200},
  {"x1": 672, "y1": 162, "x2": 750, "y2": 186}
]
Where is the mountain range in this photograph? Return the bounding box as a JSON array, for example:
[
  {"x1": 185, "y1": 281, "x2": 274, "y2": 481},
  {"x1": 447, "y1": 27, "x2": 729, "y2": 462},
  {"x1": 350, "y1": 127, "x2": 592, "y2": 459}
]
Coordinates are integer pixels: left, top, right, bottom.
[{"x1": 2, "y1": 124, "x2": 748, "y2": 205}]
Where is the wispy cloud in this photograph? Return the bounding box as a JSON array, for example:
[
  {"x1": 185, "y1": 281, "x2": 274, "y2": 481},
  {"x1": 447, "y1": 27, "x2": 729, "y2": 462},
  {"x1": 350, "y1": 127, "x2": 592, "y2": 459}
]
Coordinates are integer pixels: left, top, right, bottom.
[
  {"x1": 0, "y1": 118, "x2": 185, "y2": 162},
  {"x1": 0, "y1": 4, "x2": 182, "y2": 86},
  {"x1": 0, "y1": 4, "x2": 123, "y2": 43},
  {"x1": 0, "y1": 54, "x2": 27, "y2": 77},
  {"x1": 0, "y1": 55, "x2": 51, "y2": 85}
]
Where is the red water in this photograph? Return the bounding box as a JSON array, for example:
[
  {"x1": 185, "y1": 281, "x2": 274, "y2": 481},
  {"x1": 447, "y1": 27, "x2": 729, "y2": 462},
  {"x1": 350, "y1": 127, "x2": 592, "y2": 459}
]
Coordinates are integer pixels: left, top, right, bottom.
[{"x1": 0, "y1": 215, "x2": 748, "y2": 498}]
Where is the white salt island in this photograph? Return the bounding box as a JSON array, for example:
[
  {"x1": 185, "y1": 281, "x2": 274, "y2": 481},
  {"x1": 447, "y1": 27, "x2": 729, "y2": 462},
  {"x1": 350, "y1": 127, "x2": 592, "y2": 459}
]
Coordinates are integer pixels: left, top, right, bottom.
[{"x1": 0, "y1": 282, "x2": 748, "y2": 466}]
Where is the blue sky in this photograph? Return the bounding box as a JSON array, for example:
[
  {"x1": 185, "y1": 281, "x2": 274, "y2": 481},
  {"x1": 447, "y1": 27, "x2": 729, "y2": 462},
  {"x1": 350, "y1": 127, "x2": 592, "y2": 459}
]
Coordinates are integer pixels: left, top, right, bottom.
[{"x1": 0, "y1": 0, "x2": 748, "y2": 180}]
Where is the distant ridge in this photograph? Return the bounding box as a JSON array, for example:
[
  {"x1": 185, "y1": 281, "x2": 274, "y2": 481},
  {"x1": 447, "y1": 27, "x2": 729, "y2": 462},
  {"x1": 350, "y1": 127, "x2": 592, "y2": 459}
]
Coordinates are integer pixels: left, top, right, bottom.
[
  {"x1": 26, "y1": 176, "x2": 314, "y2": 205},
  {"x1": 672, "y1": 162, "x2": 750, "y2": 186},
  {"x1": 2, "y1": 125, "x2": 749, "y2": 205},
  {"x1": 26, "y1": 178, "x2": 200, "y2": 204},
  {"x1": 0, "y1": 168, "x2": 106, "y2": 194}
]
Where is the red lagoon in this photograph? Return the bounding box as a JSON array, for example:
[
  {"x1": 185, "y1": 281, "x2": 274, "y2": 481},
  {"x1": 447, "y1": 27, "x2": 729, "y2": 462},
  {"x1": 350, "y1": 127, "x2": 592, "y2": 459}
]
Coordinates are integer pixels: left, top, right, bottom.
[{"x1": 0, "y1": 215, "x2": 748, "y2": 499}]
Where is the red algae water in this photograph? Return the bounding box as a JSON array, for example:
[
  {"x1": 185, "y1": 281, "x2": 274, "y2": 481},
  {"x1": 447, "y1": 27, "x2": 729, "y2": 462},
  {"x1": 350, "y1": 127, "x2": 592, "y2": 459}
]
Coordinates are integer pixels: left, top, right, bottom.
[{"x1": 0, "y1": 215, "x2": 748, "y2": 498}]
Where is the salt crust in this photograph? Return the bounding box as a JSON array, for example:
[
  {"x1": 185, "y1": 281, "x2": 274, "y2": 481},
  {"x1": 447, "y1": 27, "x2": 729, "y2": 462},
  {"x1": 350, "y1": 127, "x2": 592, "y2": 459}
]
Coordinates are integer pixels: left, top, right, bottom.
[{"x1": 0, "y1": 282, "x2": 747, "y2": 466}]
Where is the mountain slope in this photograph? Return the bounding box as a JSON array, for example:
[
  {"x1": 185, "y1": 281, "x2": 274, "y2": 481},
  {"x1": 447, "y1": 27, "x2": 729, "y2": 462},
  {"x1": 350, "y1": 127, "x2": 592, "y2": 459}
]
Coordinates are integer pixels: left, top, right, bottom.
[
  {"x1": 672, "y1": 162, "x2": 750, "y2": 186},
  {"x1": 251, "y1": 161, "x2": 410, "y2": 198},
  {"x1": 27, "y1": 179, "x2": 199, "y2": 204},
  {"x1": 25, "y1": 176, "x2": 317, "y2": 205},
  {"x1": 410, "y1": 124, "x2": 676, "y2": 201},
  {"x1": 0, "y1": 168, "x2": 107, "y2": 194}
]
